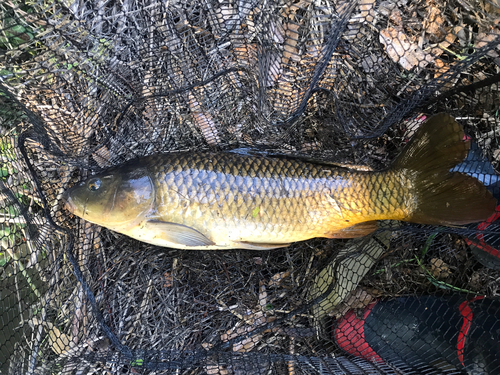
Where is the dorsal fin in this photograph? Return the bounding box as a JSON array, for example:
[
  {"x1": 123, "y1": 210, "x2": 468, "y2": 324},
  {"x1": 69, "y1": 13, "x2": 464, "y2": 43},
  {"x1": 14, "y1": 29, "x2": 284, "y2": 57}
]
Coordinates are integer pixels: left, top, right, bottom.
[{"x1": 228, "y1": 147, "x2": 372, "y2": 171}]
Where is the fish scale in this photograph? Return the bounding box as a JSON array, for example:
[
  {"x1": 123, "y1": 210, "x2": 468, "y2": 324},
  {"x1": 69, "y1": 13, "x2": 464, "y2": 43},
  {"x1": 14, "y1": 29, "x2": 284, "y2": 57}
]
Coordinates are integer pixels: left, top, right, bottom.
[{"x1": 144, "y1": 151, "x2": 399, "y2": 246}]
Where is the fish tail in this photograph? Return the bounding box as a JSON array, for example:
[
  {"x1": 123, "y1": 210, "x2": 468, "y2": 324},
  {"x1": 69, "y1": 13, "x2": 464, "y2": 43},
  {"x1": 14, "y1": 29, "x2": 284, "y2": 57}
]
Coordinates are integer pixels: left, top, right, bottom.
[{"x1": 393, "y1": 113, "x2": 497, "y2": 225}]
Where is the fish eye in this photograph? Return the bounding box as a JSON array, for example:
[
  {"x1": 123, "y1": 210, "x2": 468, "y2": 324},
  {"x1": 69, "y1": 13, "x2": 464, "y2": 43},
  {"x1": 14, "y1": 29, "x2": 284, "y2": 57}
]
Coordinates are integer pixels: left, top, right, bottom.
[{"x1": 88, "y1": 178, "x2": 102, "y2": 192}]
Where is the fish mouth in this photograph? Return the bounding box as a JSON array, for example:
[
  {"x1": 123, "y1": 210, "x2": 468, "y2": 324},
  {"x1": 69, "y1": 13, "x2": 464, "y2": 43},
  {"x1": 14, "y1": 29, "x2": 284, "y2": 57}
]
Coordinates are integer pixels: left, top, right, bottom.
[{"x1": 61, "y1": 190, "x2": 76, "y2": 214}]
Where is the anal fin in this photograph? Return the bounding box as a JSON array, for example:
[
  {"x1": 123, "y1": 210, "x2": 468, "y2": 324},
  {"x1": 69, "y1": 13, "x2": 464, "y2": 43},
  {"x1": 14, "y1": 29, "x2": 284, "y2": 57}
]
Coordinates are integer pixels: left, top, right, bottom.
[
  {"x1": 325, "y1": 221, "x2": 378, "y2": 239},
  {"x1": 234, "y1": 241, "x2": 291, "y2": 250}
]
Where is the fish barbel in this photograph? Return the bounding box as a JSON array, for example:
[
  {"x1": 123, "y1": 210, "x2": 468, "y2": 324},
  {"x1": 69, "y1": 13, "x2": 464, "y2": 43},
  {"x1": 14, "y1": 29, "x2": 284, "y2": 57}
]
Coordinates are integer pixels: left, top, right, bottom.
[{"x1": 63, "y1": 114, "x2": 497, "y2": 250}]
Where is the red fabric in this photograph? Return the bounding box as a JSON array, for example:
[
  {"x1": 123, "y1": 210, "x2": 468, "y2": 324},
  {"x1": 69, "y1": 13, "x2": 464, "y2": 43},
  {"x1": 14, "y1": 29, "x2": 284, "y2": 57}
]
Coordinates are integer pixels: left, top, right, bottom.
[
  {"x1": 457, "y1": 296, "x2": 484, "y2": 366},
  {"x1": 334, "y1": 301, "x2": 384, "y2": 363},
  {"x1": 465, "y1": 205, "x2": 500, "y2": 259}
]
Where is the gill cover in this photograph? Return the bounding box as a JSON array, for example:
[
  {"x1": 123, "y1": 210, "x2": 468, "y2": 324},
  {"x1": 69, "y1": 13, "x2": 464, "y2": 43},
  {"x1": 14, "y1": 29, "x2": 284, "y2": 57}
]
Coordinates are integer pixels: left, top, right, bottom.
[{"x1": 64, "y1": 167, "x2": 154, "y2": 227}]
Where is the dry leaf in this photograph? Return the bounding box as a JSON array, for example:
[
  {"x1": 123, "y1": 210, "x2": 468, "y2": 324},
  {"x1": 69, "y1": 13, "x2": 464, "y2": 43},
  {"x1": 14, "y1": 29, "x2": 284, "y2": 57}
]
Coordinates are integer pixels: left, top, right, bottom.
[
  {"x1": 389, "y1": 8, "x2": 403, "y2": 27},
  {"x1": 163, "y1": 271, "x2": 173, "y2": 288},
  {"x1": 358, "y1": 0, "x2": 376, "y2": 23},
  {"x1": 425, "y1": 6, "x2": 446, "y2": 41},
  {"x1": 92, "y1": 145, "x2": 112, "y2": 168},
  {"x1": 259, "y1": 281, "x2": 268, "y2": 310},
  {"x1": 329, "y1": 288, "x2": 376, "y2": 318},
  {"x1": 47, "y1": 324, "x2": 72, "y2": 355},
  {"x1": 231, "y1": 333, "x2": 264, "y2": 352},
  {"x1": 380, "y1": 28, "x2": 433, "y2": 70},
  {"x1": 253, "y1": 257, "x2": 263, "y2": 265},
  {"x1": 188, "y1": 92, "x2": 221, "y2": 146},
  {"x1": 345, "y1": 0, "x2": 376, "y2": 40},
  {"x1": 479, "y1": 0, "x2": 500, "y2": 15},
  {"x1": 270, "y1": 19, "x2": 285, "y2": 44},
  {"x1": 283, "y1": 23, "x2": 300, "y2": 64},
  {"x1": 493, "y1": 149, "x2": 500, "y2": 161},
  {"x1": 268, "y1": 271, "x2": 290, "y2": 287},
  {"x1": 475, "y1": 31, "x2": 500, "y2": 58},
  {"x1": 264, "y1": 52, "x2": 282, "y2": 87},
  {"x1": 300, "y1": 142, "x2": 321, "y2": 152},
  {"x1": 205, "y1": 364, "x2": 230, "y2": 375},
  {"x1": 377, "y1": 0, "x2": 397, "y2": 17},
  {"x1": 288, "y1": 0, "x2": 313, "y2": 13},
  {"x1": 221, "y1": 311, "x2": 276, "y2": 352},
  {"x1": 361, "y1": 53, "x2": 383, "y2": 73},
  {"x1": 434, "y1": 57, "x2": 449, "y2": 78},
  {"x1": 217, "y1": 5, "x2": 238, "y2": 30},
  {"x1": 32, "y1": 318, "x2": 74, "y2": 355},
  {"x1": 430, "y1": 258, "x2": 451, "y2": 279}
]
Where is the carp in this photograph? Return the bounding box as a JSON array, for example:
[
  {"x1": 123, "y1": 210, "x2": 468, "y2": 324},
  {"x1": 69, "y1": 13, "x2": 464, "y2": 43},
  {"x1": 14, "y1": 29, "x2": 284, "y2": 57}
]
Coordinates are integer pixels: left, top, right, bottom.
[{"x1": 63, "y1": 114, "x2": 497, "y2": 250}]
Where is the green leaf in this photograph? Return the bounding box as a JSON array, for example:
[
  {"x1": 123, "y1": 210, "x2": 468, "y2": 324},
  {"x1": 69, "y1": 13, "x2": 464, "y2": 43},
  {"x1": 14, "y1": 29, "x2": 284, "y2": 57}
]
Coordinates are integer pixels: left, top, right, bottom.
[
  {"x1": 0, "y1": 225, "x2": 11, "y2": 237},
  {"x1": 252, "y1": 206, "x2": 259, "y2": 218},
  {"x1": 11, "y1": 37, "x2": 27, "y2": 46},
  {"x1": 10, "y1": 25, "x2": 27, "y2": 34},
  {"x1": 0, "y1": 166, "x2": 9, "y2": 178},
  {"x1": 130, "y1": 358, "x2": 143, "y2": 367},
  {"x1": 8, "y1": 206, "x2": 19, "y2": 217},
  {"x1": 0, "y1": 252, "x2": 10, "y2": 267}
]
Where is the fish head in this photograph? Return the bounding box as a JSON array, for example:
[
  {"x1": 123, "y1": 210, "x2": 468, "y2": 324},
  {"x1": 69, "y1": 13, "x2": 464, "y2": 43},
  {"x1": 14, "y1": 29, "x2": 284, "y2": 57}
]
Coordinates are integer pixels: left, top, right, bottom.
[{"x1": 63, "y1": 167, "x2": 154, "y2": 228}]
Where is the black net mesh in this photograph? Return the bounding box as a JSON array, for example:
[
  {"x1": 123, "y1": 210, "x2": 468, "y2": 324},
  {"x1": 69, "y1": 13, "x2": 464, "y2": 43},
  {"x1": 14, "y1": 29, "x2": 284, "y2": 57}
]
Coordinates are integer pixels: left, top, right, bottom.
[{"x1": 1, "y1": 0, "x2": 500, "y2": 373}]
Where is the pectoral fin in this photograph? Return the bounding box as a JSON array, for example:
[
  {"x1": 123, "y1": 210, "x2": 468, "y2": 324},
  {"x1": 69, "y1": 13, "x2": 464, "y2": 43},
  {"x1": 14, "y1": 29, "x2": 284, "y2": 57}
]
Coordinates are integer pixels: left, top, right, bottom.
[
  {"x1": 325, "y1": 221, "x2": 378, "y2": 238},
  {"x1": 145, "y1": 220, "x2": 215, "y2": 247},
  {"x1": 234, "y1": 241, "x2": 291, "y2": 250}
]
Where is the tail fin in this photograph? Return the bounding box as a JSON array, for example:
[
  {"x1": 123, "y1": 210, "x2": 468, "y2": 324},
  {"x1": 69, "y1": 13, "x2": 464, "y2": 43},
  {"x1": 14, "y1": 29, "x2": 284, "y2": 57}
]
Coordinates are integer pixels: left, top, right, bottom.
[{"x1": 393, "y1": 113, "x2": 497, "y2": 225}]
